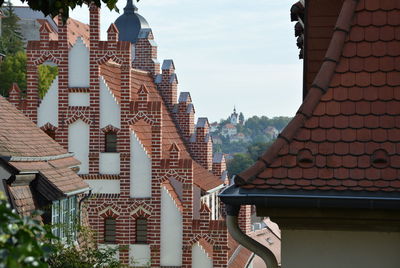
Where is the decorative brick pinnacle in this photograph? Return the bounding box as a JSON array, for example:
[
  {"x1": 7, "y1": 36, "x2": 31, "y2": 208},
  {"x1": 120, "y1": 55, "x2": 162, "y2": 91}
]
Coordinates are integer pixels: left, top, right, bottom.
[
  {"x1": 169, "y1": 142, "x2": 180, "y2": 152},
  {"x1": 39, "y1": 21, "x2": 52, "y2": 33},
  {"x1": 138, "y1": 84, "x2": 149, "y2": 94},
  {"x1": 107, "y1": 23, "x2": 119, "y2": 33},
  {"x1": 9, "y1": 83, "x2": 20, "y2": 93}
]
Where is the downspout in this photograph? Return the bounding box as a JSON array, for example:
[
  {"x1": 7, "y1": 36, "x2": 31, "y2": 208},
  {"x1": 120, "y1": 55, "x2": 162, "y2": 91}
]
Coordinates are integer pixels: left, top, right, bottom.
[
  {"x1": 78, "y1": 189, "x2": 92, "y2": 222},
  {"x1": 226, "y1": 204, "x2": 278, "y2": 268}
]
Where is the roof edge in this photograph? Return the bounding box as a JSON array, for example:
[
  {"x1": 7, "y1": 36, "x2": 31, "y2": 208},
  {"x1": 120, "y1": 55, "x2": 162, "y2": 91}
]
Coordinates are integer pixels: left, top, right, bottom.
[{"x1": 235, "y1": 0, "x2": 359, "y2": 186}]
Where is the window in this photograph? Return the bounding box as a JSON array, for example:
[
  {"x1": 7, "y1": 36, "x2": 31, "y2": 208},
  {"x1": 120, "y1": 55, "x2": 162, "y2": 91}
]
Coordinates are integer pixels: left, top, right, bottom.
[
  {"x1": 136, "y1": 218, "x2": 148, "y2": 244},
  {"x1": 104, "y1": 218, "x2": 116, "y2": 243},
  {"x1": 105, "y1": 132, "x2": 117, "y2": 152},
  {"x1": 51, "y1": 196, "x2": 77, "y2": 241}
]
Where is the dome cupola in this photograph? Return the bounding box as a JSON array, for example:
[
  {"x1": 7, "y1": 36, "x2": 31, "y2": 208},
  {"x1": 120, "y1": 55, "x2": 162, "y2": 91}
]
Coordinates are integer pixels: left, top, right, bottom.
[{"x1": 114, "y1": 0, "x2": 150, "y2": 44}]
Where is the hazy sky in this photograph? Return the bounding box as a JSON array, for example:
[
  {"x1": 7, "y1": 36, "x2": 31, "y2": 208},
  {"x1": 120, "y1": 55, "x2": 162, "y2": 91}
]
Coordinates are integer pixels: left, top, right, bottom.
[{"x1": 13, "y1": 0, "x2": 303, "y2": 122}]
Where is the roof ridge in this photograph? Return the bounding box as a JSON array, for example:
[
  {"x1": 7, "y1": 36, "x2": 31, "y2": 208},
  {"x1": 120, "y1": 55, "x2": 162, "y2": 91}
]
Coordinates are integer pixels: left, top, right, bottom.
[{"x1": 235, "y1": 0, "x2": 360, "y2": 185}]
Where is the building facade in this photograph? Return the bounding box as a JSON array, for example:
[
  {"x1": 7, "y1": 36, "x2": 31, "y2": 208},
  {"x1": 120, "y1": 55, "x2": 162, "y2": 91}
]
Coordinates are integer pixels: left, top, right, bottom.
[{"x1": 8, "y1": 1, "x2": 232, "y2": 267}]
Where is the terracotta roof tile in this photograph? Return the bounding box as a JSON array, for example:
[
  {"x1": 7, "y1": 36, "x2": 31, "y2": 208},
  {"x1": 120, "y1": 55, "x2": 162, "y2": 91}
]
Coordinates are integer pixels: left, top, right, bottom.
[
  {"x1": 99, "y1": 64, "x2": 222, "y2": 191},
  {"x1": 235, "y1": 0, "x2": 400, "y2": 194},
  {"x1": 0, "y1": 96, "x2": 88, "y2": 195}
]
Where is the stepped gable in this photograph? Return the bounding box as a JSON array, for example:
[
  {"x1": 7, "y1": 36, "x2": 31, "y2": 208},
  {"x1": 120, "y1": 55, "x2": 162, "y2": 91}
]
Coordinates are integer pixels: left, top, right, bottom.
[
  {"x1": 99, "y1": 63, "x2": 222, "y2": 191},
  {"x1": 236, "y1": 0, "x2": 400, "y2": 192},
  {"x1": 0, "y1": 96, "x2": 89, "y2": 214}
]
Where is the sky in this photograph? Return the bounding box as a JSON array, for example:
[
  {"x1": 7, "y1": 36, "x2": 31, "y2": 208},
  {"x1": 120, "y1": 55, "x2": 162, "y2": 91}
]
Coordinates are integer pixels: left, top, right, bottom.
[{"x1": 12, "y1": 0, "x2": 303, "y2": 122}]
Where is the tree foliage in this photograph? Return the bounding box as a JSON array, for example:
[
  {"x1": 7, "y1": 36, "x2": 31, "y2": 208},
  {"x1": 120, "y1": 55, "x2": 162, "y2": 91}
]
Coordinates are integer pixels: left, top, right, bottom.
[
  {"x1": 0, "y1": 1, "x2": 24, "y2": 55},
  {"x1": 0, "y1": 52, "x2": 58, "y2": 98},
  {"x1": 0, "y1": 51, "x2": 26, "y2": 96},
  {"x1": 48, "y1": 226, "x2": 123, "y2": 268},
  {"x1": 38, "y1": 64, "x2": 58, "y2": 99},
  {"x1": 0, "y1": 194, "x2": 55, "y2": 268},
  {"x1": 0, "y1": 0, "x2": 137, "y2": 23},
  {"x1": 227, "y1": 153, "x2": 254, "y2": 177}
]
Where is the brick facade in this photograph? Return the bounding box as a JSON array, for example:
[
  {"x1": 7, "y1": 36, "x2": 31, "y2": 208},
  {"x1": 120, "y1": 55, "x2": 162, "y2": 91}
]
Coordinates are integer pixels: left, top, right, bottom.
[{"x1": 15, "y1": 4, "x2": 231, "y2": 267}]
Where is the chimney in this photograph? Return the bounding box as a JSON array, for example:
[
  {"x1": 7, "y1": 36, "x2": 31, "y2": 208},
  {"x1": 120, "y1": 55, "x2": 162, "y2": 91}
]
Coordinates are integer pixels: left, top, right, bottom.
[
  {"x1": 156, "y1": 59, "x2": 177, "y2": 112},
  {"x1": 238, "y1": 205, "x2": 252, "y2": 234}
]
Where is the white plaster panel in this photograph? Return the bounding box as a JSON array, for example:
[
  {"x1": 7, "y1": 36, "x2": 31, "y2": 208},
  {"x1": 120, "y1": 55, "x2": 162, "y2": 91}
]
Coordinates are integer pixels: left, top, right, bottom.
[
  {"x1": 68, "y1": 37, "x2": 89, "y2": 88},
  {"x1": 68, "y1": 93, "x2": 90, "y2": 107},
  {"x1": 160, "y1": 186, "x2": 183, "y2": 266},
  {"x1": 99, "y1": 153, "x2": 120, "y2": 174},
  {"x1": 38, "y1": 76, "x2": 58, "y2": 127},
  {"x1": 98, "y1": 244, "x2": 119, "y2": 261},
  {"x1": 192, "y1": 242, "x2": 213, "y2": 268},
  {"x1": 85, "y1": 180, "x2": 120, "y2": 194},
  {"x1": 282, "y1": 229, "x2": 400, "y2": 268},
  {"x1": 68, "y1": 119, "x2": 89, "y2": 174},
  {"x1": 100, "y1": 76, "x2": 120, "y2": 128},
  {"x1": 129, "y1": 244, "x2": 151, "y2": 266},
  {"x1": 130, "y1": 131, "x2": 151, "y2": 198}
]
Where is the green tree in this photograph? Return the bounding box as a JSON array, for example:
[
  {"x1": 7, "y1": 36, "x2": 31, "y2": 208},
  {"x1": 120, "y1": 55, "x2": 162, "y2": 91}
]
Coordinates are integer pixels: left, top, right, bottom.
[
  {"x1": 0, "y1": 193, "x2": 55, "y2": 268},
  {"x1": 0, "y1": 0, "x2": 131, "y2": 23},
  {"x1": 227, "y1": 153, "x2": 254, "y2": 177},
  {"x1": 239, "y1": 112, "x2": 244, "y2": 125},
  {"x1": 247, "y1": 141, "x2": 273, "y2": 161},
  {"x1": 0, "y1": 1, "x2": 24, "y2": 55},
  {"x1": 0, "y1": 51, "x2": 26, "y2": 96},
  {"x1": 38, "y1": 64, "x2": 58, "y2": 99},
  {"x1": 48, "y1": 226, "x2": 123, "y2": 268}
]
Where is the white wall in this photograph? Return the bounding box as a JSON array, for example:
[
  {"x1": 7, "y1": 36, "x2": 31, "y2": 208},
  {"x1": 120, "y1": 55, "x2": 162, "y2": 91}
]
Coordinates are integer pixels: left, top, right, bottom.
[
  {"x1": 99, "y1": 153, "x2": 120, "y2": 174},
  {"x1": 160, "y1": 186, "x2": 183, "y2": 266},
  {"x1": 129, "y1": 244, "x2": 151, "y2": 266},
  {"x1": 68, "y1": 93, "x2": 90, "y2": 106},
  {"x1": 38, "y1": 76, "x2": 58, "y2": 127},
  {"x1": 100, "y1": 77, "x2": 120, "y2": 129},
  {"x1": 130, "y1": 131, "x2": 151, "y2": 198},
  {"x1": 282, "y1": 229, "x2": 400, "y2": 268},
  {"x1": 68, "y1": 37, "x2": 89, "y2": 88},
  {"x1": 85, "y1": 180, "x2": 120, "y2": 194},
  {"x1": 192, "y1": 242, "x2": 213, "y2": 268},
  {"x1": 68, "y1": 119, "x2": 89, "y2": 174}
]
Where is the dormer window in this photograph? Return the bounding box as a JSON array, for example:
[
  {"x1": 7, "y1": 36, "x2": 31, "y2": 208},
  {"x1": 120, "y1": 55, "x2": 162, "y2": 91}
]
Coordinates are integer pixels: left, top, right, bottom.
[
  {"x1": 372, "y1": 149, "x2": 389, "y2": 168},
  {"x1": 105, "y1": 132, "x2": 117, "y2": 152},
  {"x1": 297, "y1": 149, "x2": 314, "y2": 168}
]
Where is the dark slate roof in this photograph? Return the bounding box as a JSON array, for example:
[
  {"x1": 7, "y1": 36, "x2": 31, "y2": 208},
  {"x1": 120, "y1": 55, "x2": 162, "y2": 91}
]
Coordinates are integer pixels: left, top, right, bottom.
[
  {"x1": 13, "y1": 6, "x2": 57, "y2": 30},
  {"x1": 213, "y1": 153, "x2": 225, "y2": 163},
  {"x1": 197, "y1": 117, "x2": 209, "y2": 128},
  {"x1": 220, "y1": 0, "x2": 400, "y2": 207},
  {"x1": 162, "y1": 59, "x2": 175, "y2": 70},
  {"x1": 114, "y1": 0, "x2": 150, "y2": 44},
  {"x1": 179, "y1": 92, "x2": 192, "y2": 103}
]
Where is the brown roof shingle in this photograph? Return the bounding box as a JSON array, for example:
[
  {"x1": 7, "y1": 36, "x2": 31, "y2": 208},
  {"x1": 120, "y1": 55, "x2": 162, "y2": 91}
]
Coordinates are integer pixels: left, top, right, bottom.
[
  {"x1": 236, "y1": 0, "x2": 400, "y2": 193},
  {"x1": 0, "y1": 96, "x2": 89, "y2": 196}
]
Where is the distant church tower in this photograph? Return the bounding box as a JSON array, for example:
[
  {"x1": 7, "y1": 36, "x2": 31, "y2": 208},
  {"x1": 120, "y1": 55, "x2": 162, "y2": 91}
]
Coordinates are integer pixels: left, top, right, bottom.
[{"x1": 230, "y1": 106, "x2": 238, "y2": 125}]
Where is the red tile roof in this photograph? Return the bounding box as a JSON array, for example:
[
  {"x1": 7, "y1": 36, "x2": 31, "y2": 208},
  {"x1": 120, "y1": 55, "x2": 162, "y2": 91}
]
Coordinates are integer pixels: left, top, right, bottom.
[
  {"x1": 53, "y1": 16, "x2": 90, "y2": 46},
  {"x1": 228, "y1": 218, "x2": 281, "y2": 268},
  {"x1": 100, "y1": 63, "x2": 222, "y2": 191},
  {"x1": 0, "y1": 96, "x2": 89, "y2": 197},
  {"x1": 236, "y1": 0, "x2": 400, "y2": 193}
]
